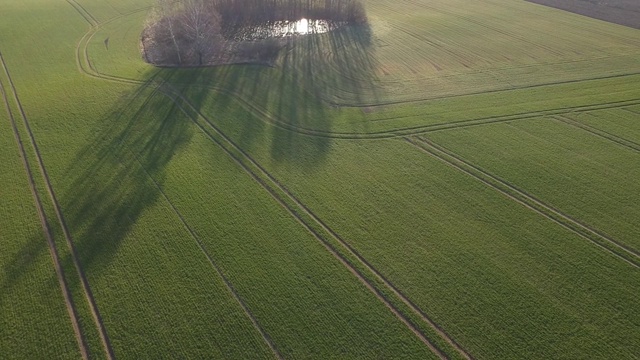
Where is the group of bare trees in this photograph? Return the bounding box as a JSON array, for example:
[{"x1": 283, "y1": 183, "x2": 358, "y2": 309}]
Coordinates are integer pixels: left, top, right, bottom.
[
  {"x1": 142, "y1": 0, "x2": 367, "y2": 66},
  {"x1": 144, "y1": 0, "x2": 222, "y2": 65}
]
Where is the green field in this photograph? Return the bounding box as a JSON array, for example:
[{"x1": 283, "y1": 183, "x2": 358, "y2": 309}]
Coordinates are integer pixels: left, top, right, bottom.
[{"x1": 1, "y1": 0, "x2": 639, "y2": 358}]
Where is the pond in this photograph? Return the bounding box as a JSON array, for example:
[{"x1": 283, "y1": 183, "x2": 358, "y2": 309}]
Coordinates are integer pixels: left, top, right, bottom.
[{"x1": 229, "y1": 18, "x2": 341, "y2": 41}]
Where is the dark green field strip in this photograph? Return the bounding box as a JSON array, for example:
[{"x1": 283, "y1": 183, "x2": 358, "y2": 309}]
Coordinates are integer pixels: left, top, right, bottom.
[
  {"x1": 0, "y1": 63, "x2": 82, "y2": 359},
  {"x1": 1, "y1": 53, "x2": 104, "y2": 359},
  {"x1": 0, "y1": 1, "x2": 139, "y2": 352},
  {"x1": 425, "y1": 118, "x2": 640, "y2": 254},
  {"x1": 340, "y1": 78, "x2": 640, "y2": 136}
]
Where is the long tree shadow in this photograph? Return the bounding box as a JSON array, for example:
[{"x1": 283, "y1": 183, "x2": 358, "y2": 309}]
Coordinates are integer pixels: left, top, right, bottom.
[
  {"x1": 60, "y1": 74, "x2": 192, "y2": 272},
  {"x1": 149, "y1": 21, "x2": 380, "y2": 169},
  {"x1": 0, "y1": 73, "x2": 191, "y2": 307}
]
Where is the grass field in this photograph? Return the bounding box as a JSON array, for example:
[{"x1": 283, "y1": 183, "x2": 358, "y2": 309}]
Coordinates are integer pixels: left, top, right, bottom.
[{"x1": 1, "y1": 0, "x2": 639, "y2": 358}]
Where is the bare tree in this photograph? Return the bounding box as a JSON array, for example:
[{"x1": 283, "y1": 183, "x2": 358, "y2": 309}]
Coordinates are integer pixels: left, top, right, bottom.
[
  {"x1": 158, "y1": 0, "x2": 183, "y2": 64},
  {"x1": 179, "y1": 0, "x2": 221, "y2": 65}
]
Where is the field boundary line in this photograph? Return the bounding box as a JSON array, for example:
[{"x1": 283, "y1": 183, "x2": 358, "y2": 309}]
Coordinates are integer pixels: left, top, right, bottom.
[
  {"x1": 406, "y1": 136, "x2": 640, "y2": 268},
  {"x1": 128, "y1": 125, "x2": 282, "y2": 359},
  {"x1": 325, "y1": 70, "x2": 640, "y2": 108},
  {"x1": 161, "y1": 84, "x2": 473, "y2": 360},
  {"x1": 553, "y1": 115, "x2": 640, "y2": 154},
  {"x1": 368, "y1": 98, "x2": 640, "y2": 138},
  {"x1": 0, "y1": 52, "x2": 115, "y2": 360},
  {"x1": 0, "y1": 60, "x2": 89, "y2": 360}
]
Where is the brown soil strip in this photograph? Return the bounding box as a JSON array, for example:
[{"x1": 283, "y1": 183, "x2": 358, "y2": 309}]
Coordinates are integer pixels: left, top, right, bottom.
[
  {"x1": 554, "y1": 115, "x2": 640, "y2": 153},
  {"x1": 526, "y1": 0, "x2": 640, "y2": 30},
  {"x1": 407, "y1": 136, "x2": 640, "y2": 269},
  {"x1": 0, "y1": 61, "x2": 89, "y2": 360},
  {"x1": 162, "y1": 86, "x2": 473, "y2": 359},
  {"x1": 133, "y1": 147, "x2": 282, "y2": 359},
  {"x1": 0, "y1": 53, "x2": 115, "y2": 360}
]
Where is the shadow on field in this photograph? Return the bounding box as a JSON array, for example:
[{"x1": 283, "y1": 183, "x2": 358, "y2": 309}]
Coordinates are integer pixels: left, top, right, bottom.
[
  {"x1": 58, "y1": 74, "x2": 193, "y2": 271},
  {"x1": 0, "y1": 23, "x2": 379, "y2": 292},
  {"x1": 152, "y1": 22, "x2": 380, "y2": 167},
  {"x1": 0, "y1": 74, "x2": 192, "y2": 302}
]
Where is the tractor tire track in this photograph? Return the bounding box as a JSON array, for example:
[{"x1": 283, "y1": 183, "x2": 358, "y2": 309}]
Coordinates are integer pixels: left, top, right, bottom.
[
  {"x1": 406, "y1": 136, "x2": 640, "y2": 268},
  {"x1": 554, "y1": 115, "x2": 640, "y2": 154},
  {"x1": 386, "y1": 98, "x2": 640, "y2": 137},
  {"x1": 155, "y1": 83, "x2": 640, "y2": 140},
  {"x1": 0, "y1": 52, "x2": 115, "y2": 360},
  {"x1": 0, "y1": 63, "x2": 90, "y2": 360},
  {"x1": 161, "y1": 85, "x2": 472, "y2": 360},
  {"x1": 66, "y1": 0, "x2": 98, "y2": 27},
  {"x1": 131, "y1": 142, "x2": 282, "y2": 359}
]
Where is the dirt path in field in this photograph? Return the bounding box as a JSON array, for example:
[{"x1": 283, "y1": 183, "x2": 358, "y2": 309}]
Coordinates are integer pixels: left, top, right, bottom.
[
  {"x1": 0, "y1": 54, "x2": 89, "y2": 360},
  {"x1": 526, "y1": 0, "x2": 640, "y2": 30},
  {"x1": 406, "y1": 136, "x2": 640, "y2": 269},
  {"x1": 0, "y1": 52, "x2": 115, "y2": 360}
]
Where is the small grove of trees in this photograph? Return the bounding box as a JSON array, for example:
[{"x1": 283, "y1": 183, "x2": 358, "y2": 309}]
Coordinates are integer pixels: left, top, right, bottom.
[
  {"x1": 143, "y1": 0, "x2": 222, "y2": 65},
  {"x1": 142, "y1": 0, "x2": 367, "y2": 66}
]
